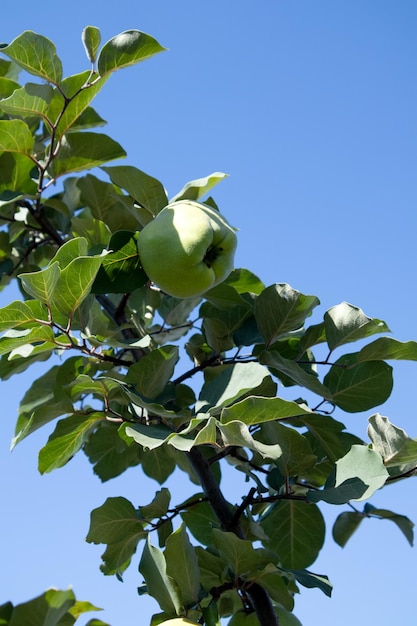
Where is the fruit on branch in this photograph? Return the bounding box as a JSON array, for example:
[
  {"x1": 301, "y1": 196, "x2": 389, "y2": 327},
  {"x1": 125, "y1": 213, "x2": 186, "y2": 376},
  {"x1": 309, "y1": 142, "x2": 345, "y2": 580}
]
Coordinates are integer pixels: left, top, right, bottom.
[{"x1": 137, "y1": 200, "x2": 237, "y2": 298}]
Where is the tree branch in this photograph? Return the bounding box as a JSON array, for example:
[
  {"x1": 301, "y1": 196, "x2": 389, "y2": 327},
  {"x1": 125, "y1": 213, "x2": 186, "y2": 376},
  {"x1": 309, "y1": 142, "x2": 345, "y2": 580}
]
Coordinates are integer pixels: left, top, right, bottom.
[{"x1": 187, "y1": 447, "x2": 279, "y2": 626}]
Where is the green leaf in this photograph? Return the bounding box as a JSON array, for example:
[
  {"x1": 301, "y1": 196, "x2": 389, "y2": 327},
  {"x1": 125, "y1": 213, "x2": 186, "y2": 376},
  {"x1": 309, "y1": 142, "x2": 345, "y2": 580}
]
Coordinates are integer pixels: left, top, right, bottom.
[
  {"x1": 217, "y1": 420, "x2": 282, "y2": 460},
  {"x1": 181, "y1": 497, "x2": 219, "y2": 545},
  {"x1": 367, "y1": 413, "x2": 417, "y2": 472},
  {"x1": 211, "y1": 529, "x2": 277, "y2": 578},
  {"x1": 324, "y1": 302, "x2": 389, "y2": 352},
  {"x1": 328, "y1": 445, "x2": 388, "y2": 502},
  {"x1": 165, "y1": 524, "x2": 201, "y2": 606},
  {"x1": 367, "y1": 507, "x2": 414, "y2": 546},
  {"x1": 300, "y1": 414, "x2": 357, "y2": 463},
  {"x1": 358, "y1": 337, "x2": 417, "y2": 362},
  {"x1": 0, "y1": 119, "x2": 34, "y2": 155},
  {"x1": 126, "y1": 345, "x2": 179, "y2": 399},
  {"x1": 87, "y1": 496, "x2": 146, "y2": 574},
  {"x1": 332, "y1": 511, "x2": 364, "y2": 547},
  {"x1": 82, "y1": 26, "x2": 101, "y2": 64},
  {"x1": 77, "y1": 174, "x2": 140, "y2": 232},
  {"x1": 254, "y1": 284, "x2": 320, "y2": 347},
  {"x1": 19, "y1": 262, "x2": 61, "y2": 307},
  {"x1": 0, "y1": 152, "x2": 37, "y2": 195},
  {"x1": 171, "y1": 172, "x2": 228, "y2": 202},
  {"x1": 221, "y1": 395, "x2": 311, "y2": 425},
  {"x1": 87, "y1": 496, "x2": 144, "y2": 544},
  {"x1": 139, "y1": 537, "x2": 182, "y2": 615},
  {"x1": 141, "y1": 447, "x2": 176, "y2": 484},
  {"x1": 196, "y1": 362, "x2": 273, "y2": 415},
  {"x1": 1, "y1": 31, "x2": 63, "y2": 84},
  {"x1": 93, "y1": 230, "x2": 147, "y2": 294},
  {"x1": 290, "y1": 570, "x2": 333, "y2": 597},
  {"x1": 258, "y1": 348, "x2": 331, "y2": 399},
  {"x1": 0, "y1": 76, "x2": 20, "y2": 98},
  {"x1": 8, "y1": 588, "x2": 75, "y2": 626},
  {"x1": 0, "y1": 83, "x2": 54, "y2": 120},
  {"x1": 257, "y1": 422, "x2": 317, "y2": 476},
  {"x1": 83, "y1": 421, "x2": 142, "y2": 481},
  {"x1": 102, "y1": 165, "x2": 168, "y2": 220},
  {"x1": 260, "y1": 500, "x2": 325, "y2": 569},
  {"x1": 0, "y1": 298, "x2": 48, "y2": 331},
  {"x1": 224, "y1": 268, "x2": 265, "y2": 295},
  {"x1": 97, "y1": 30, "x2": 166, "y2": 76},
  {"x1": 139, "y1": 488, "x2": 171, "y2": 521},
  {"x1": 324, "y1": 353, "x2": 393, "y2": 412},
  {"x1": 50, "y1": 132, "x2": 126, "y2": 178},
  {"x1": 0, "y1": 325, "x2": 55, "y2": 357},
  {"x1": 52, "y1": 254, "x2": 104, "y2": 317},
  {"x1": 38, "y1": 413, "x2": 103, "y2": 473}
]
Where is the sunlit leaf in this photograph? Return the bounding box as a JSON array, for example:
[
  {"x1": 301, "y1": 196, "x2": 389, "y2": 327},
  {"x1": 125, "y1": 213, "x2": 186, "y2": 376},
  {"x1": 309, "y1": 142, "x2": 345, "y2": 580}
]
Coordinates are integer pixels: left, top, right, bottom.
[
  {"x1": 82, "y1": 26, "x2": 101, "y2": 64},
  {"x1": 171, "y1": 172, "x2": 228, "y2": 203},
  {"x1": 98, "y1": 30, "x2": 166, "y2": 76},
  {"x1": 324, "y1": 302, "x2": 389, "y2": 352},
  {"x1": 1, "y1": 31, "x2": 63, "y2": 84},
  {"x1": 0, "y1": 119, "x2": 34, "y2": 155}
]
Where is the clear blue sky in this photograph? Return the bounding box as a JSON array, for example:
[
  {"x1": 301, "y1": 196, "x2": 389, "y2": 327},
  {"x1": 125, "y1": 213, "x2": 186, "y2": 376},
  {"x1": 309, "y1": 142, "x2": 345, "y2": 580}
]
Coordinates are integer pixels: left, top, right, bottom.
[{"x1": 1, "y1": 2, "x2": 417, "y2": 625}]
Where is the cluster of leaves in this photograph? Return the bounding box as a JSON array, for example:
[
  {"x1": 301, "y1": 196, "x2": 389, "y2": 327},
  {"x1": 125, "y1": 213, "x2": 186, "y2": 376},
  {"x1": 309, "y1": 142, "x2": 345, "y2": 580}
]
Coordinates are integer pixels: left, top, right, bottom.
[{"x1": 0, "y1": 27, "x2": 416, "y2": 626}]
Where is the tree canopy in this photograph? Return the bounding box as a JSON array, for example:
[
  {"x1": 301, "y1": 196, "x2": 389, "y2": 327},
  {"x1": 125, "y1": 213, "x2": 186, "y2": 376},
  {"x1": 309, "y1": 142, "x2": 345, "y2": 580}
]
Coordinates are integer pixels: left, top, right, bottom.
[{"x1": 0, "y1": 26, "x2": 415, "y2": 626}]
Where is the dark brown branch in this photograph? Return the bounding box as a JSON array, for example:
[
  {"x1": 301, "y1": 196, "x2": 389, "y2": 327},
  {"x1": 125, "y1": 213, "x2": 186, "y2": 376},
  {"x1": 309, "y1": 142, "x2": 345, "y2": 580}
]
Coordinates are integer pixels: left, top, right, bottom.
[{"x1": 186, "y1": 447, "x2": 279, "y2": 626}]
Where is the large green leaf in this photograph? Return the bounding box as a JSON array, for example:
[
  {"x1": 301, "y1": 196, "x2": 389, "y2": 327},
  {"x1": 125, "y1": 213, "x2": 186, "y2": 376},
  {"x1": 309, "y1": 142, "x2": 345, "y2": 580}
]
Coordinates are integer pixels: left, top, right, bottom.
[
  {"x1": 38, "y1": 412, "x2": 103, "y2": 473},
  {"x1": 358, "y1": 337, "x2": 417, "y2": 362},
  {"x1": 324, "y1": 302, "x2": 389, "y2": 352},
  {"x1": 0, "y1": 299, "x2": 48, "y2": 331},
  {"x1": 83, "y1": 422, "x2": 142, "y2": 481},
  {"x1": 77, "y1": 174, "x2": 141, "y2": 232},
  {"x1": 196, "y1": 361, "x2": 274, "y2": 415},
  {"x1": 257, "y1": 422, "x2": 317, "y2": 476},
  {"x1": 0, "y1": 325, "x2": 55, "y2": 357},
  {"x1": 254, "y1": 284, "x2": 319, "y2": 347},
  {"x1": 258, "y1": 348, "x2": 331, "y2": 399},
  {"x1": 324, "y1": 354, "x2": 393, "y2": 412},
  {"x1": 0, "y1": 152, "x2": 37, "y2": 195},
  {"x1": 0, "y1": 83, "x2": 54, "y2": 120},
  {"x1": 0, "y1": 119, "x2": 34, "y2": 155},
  {"x1": 0, "y1": 31, "x2": 63, "y2": 84},
  {"x1": 92, "y1": 230, "x2": 147, "y2": 294},
  {"x1": 165, "y1": 524, "x2": 201, "y2": 607},
  {"x1": 50, "y1": 132, "x2": 126, "y2": 178},
  {"x1": 139, "y1": 537, "x2": 182, "y2": 615},
  {"x1": 260, "y1": 500, "x2": 325, "y2": 569},
  {"x1": 51, "y1": 253, "x2": 104, "y2": 317},
  {"x1": 102, "y1": 165, "x2": 168, "y2": 220},
  {"x1": 312, "y1": 445, "x2": 389, "y2": 503},
  {"x1": 220, "y1": 395, "x2": 312, "y2": 425},
  {"x1": 19, "y1": 262, "x2": 61, "y2": 307},
  {"x1": 87, "y1": 496, "x2": 147, "y2": 575},
  {"x1": 97, "y1": 30, "x2": 166, "y2": 76},
  {"x1": 126, "y1": 345, "x2": 179, "y2": 399}
]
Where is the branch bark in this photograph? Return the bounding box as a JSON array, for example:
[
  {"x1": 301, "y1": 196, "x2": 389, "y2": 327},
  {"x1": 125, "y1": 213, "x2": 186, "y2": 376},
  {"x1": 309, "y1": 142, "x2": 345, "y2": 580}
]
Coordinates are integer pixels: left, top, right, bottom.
[{"x1": 187, "y1": 447, "x2": 279, "y2": 626}]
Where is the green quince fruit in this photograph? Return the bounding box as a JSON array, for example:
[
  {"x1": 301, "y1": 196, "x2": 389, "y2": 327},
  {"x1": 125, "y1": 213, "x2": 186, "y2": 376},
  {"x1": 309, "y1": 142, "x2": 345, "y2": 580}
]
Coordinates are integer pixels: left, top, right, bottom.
[{"x1": 137, "y1": 200, "x2": 237, "y2": 298}]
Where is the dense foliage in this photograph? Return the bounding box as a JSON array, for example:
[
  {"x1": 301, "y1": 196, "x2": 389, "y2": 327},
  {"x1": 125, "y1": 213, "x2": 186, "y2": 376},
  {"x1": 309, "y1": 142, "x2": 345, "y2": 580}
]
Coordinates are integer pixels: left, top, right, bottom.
[{"x1": 0, "y1": 27, "x2": 416, "y2": 626}]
